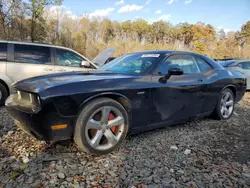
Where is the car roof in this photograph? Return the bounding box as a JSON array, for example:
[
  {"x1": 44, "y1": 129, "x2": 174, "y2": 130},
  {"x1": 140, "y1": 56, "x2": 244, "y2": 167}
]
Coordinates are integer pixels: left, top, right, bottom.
[
  {"x1": 128, "y1": 50, "x2": 204, "y2": 56},
  {"x1": 220, "y1": 59, "x2": 249, "y2": 63},
  {"x1": 224, "y1": 59, "x2": 249, "y2": 64},
  {"x1": 219, "y1": 59, "x2": 250, "y2": 67},
  {"x1": 234, "y1": 59, "x2": 250, "y2": 63},
  {"x1": 0, "y1": 40, "x2": 73, "y2": 51}
]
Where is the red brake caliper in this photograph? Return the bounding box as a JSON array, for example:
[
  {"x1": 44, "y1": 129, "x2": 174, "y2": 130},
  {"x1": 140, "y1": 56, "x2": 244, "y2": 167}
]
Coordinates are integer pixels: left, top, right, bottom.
[{"x1": 108, "y1": 112, "x2": 116, "y2": 133}]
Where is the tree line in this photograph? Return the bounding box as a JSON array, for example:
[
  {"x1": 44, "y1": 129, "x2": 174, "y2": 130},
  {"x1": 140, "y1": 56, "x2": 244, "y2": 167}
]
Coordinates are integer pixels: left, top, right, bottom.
[{"x1": 1, "y1": 0, "x2": 250, "y2": 59}]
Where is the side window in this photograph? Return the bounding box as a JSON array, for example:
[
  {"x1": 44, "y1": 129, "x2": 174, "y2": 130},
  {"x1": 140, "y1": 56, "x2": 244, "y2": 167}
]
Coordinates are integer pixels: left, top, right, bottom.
[
  {"x1": 0, "y1": 43, "x2": 7, "y2": 61},
  {"x1": 55, "y1": 49, "x2": 86, "y2": 67},
  {"x1": 14, "y1": 44, "x2": 51, "y2": 64},
  {"x1": 239, "y1": 62, "x2": 250, "y2": 70},
  {"x1": 195, "y1": 56, "x2": 212, "y2": 72},
  {"x1": 160, "y1": 55, "x2": 200, "y2": 74}
]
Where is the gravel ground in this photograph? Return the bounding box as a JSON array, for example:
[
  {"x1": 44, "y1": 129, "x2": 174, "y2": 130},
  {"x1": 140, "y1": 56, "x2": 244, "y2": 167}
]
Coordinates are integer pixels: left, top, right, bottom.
[{"x1": 1, "y1": 93, "x2": 250, "y2": 187}]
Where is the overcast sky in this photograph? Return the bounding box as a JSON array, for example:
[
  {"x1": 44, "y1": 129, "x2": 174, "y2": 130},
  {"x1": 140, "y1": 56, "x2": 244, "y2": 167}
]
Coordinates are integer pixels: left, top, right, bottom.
[{"x1": 56, "y1": 0, "x2": 250, "y2": 32}]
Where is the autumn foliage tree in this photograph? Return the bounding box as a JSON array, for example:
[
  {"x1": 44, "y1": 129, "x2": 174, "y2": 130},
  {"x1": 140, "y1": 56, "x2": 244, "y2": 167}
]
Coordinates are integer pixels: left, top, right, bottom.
[
  {"x1": 241, "y1": 21, "x2": 250, "y2": 44},
  {"x1": 29, "y1": 0, "x2": 62, "y2": 42}
]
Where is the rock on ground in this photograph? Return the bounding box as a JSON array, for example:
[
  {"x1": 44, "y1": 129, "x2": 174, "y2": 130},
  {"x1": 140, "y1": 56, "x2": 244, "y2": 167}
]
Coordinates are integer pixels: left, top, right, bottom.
[{"x1": 1, "y1": 93, "x2": 250, "y2": 187}]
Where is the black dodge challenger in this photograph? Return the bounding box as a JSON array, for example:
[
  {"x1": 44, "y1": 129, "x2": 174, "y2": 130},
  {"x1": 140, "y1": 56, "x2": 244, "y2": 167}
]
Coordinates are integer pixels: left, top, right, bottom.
[{"x1": 6, "y1": 50, "x2": 246, "y2": 155}]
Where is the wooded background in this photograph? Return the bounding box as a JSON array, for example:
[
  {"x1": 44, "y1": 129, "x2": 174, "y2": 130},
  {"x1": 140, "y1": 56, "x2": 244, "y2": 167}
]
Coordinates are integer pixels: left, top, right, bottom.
[{"x1": 1, "y1": 0, "x2": 250, "y2": 59}]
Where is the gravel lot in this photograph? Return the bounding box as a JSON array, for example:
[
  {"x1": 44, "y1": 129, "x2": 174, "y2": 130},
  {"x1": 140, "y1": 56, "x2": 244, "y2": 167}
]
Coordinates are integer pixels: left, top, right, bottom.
[{"x1": 1, "y1": 93, "x2": 250, "y2": 187}]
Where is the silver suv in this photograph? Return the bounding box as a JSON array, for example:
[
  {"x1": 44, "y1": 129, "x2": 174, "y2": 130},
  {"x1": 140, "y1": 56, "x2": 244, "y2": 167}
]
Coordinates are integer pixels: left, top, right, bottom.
[{"x1": 0, "y1": 41, "x2": 114, "y2": 105}]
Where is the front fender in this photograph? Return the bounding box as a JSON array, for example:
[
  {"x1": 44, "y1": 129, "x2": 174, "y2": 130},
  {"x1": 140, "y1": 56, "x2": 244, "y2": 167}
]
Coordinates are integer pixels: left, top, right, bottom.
[
  {"x1": 79, "y1": 92, "x2": 131, "y2": 109},
  {"x1": 0, "y1": 73, "x2": 13, "y2": 90},
  {"x1": 51, "y1": 92, "x2": 132, "y2": 118}
]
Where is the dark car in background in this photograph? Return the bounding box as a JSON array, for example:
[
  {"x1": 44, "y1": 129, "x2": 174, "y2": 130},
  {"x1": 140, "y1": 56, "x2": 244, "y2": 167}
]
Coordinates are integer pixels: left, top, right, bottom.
[
  {"x1": 6, "y1": 50, "x2": 246, "y2": 155},
  {"x1": 219, "y1": 59, "x2": 250, "y2": 89}
]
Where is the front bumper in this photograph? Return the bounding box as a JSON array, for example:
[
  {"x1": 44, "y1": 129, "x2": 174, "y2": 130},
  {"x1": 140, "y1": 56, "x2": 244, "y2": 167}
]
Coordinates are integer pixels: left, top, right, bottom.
[{"x1": 6, "y1": 95, "x2": 75, "y2": 141}]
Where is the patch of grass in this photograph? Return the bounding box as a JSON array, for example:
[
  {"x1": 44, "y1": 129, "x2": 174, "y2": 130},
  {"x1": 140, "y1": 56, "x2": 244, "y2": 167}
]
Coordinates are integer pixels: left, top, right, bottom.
[
  {"x1": 19, "y1": 164, "x2": 27, "y2": 171},
  {"x1": 8, "y1": 171, "x2": 21, "y2": 179},
  {"x1": 8, "y1": 164, "x2": 27, "y2": 180}
]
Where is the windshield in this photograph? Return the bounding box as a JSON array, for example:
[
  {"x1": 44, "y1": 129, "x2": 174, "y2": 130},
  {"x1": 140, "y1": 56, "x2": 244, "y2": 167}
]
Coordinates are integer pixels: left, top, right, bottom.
[{"x1": 99, "y1": 53, "x2": 162, "y2": 74}]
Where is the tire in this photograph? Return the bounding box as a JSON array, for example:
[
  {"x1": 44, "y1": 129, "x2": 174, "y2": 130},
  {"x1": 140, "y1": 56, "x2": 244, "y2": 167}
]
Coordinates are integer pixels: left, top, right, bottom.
[
  {"x1": 0, "y1": 83, "x2": 8, "y2": 106},
  {"x1": 212, "y1": 88, "x2": 235, "y2": 120},
  {"x1": 74, "y1": 97, "x2": 129, "y2": 155}
]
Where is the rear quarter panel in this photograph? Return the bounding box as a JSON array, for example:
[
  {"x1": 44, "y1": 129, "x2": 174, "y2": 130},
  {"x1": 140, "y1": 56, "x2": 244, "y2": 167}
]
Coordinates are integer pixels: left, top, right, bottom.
[
  {"x1": 230, "y1": 70, "x2": 247, "y2": 102},
  {"x1": 227, "y1": 66, "x2": 250, "y2": 90},
  {"x1": 201, "y1": 68, "x2": 246, "y2": 113}
]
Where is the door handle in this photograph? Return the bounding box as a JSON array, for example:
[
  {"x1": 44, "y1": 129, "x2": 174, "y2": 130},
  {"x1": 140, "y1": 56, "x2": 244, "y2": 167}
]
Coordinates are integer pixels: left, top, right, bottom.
[
  {"x1": 198, "y1": 79, "x2": 203, "y2": 82},
  {"x1": 44, "y1": 68, "x2": 53, "y2": 71}
]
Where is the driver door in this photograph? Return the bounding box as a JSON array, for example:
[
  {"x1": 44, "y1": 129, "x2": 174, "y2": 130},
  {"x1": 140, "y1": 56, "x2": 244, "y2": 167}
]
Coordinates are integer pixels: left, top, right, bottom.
[{"x1": 150, "y1": 54, "x2": 206, "y2": 126}]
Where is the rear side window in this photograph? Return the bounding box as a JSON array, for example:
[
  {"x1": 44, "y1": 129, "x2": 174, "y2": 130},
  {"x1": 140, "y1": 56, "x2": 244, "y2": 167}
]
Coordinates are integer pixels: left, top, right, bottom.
[
  {"x1": 164, "y1": 55, "x2": 200, "y2": 74},
  {"x1": 195, "y1": 57, "x2": 212, "y2": 72},
  {"x1": 14, "y1": 44, "x2": 51, "y2": 64},
  {"x1": 0, "y1": 43, "x2": 7, "y2": 61}
]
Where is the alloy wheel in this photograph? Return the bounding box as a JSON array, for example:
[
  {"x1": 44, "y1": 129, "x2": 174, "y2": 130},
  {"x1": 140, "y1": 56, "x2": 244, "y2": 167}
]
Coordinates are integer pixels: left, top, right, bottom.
[
  {"x1": 85, "y1": 106, "x2": 125, "y2": 151},
  {"x1": 220, "y1": 92, "x2": 234, "y2": 119}
]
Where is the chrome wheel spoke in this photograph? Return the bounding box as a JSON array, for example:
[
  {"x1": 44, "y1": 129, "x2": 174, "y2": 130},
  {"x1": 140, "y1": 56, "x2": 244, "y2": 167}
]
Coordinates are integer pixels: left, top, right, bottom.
[
  {"x1": 225, "y1": 108, "x2": 230, "y2": 116},
  {"x1": 104, "y1": 129, "x2": 118, "y2": 146},
  {"x1": 221, "y1": 98, "x2": 225, "y2": 104},
  {"x1": 224, "y1": 93, "x2": 230, "y2": 101},
  {"x1": 221, "y1": 106, "x2": 225, "y2": 115},
  {"x1": 101, "y1": 107, "x2": 111, "y2": 123},
  {"x1": 225, "y1": 100, "x2": 233, "y2": 107},
  {"x1": 90, "y1": 130, "x2": 103, "y2": 148},
  {"x1": 108, "y1": 116, "x2": 124, "y2": 128},
  {"x1": 87, "y1": 119, "x2": 101, "y2": 130}
]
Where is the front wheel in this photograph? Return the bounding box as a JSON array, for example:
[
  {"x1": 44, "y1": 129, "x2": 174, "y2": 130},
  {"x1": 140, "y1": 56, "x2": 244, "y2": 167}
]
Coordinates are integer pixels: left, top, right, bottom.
[
  {"x1": 74, "y1": 98, "x2": 129, "y2": 155},
  {"x1": 213, "y1": 88, "x2": 235, "y2": 120}
]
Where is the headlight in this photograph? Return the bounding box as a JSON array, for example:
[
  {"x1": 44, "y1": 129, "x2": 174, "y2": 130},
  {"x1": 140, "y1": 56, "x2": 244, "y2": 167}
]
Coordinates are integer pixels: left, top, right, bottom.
[{"x1": 10, "y1": 90, "x2": 42, "y2": 113}]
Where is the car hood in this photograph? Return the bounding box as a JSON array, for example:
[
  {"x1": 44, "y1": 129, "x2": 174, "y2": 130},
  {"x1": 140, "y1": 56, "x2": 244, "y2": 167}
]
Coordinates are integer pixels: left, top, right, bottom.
[
  {"x1": 13, "y1": 71, "x2": 135, "y2": 93},
  {"x1": 91, "y1": 48, "x2": 115, "y2": 67}
]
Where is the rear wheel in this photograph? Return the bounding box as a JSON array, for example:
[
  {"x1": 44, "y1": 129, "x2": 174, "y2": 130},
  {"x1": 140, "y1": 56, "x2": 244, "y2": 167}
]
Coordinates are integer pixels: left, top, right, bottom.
[
  {"x1": 74, "y1": 98, "x2": 129, "y2": 155},
  {"x1": 213, "y1": 88, "x2": 235, "y2": 120},
  {"x1": 0, "y1": 83, "x2": 8, "y2": 106}
]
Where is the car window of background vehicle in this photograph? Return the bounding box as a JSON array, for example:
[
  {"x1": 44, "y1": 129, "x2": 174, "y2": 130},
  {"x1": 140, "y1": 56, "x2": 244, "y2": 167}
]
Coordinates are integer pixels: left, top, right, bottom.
[
  {"x1": 14, "y1": 44, "x2": 51, "y2": 64},
  {"x1": 55, "y1": 49, "x2": 86, "y2": 67},
  {"x1": 239, "y1": 62, "x2": 250, "y2": 70},
  {"x1": 0, "y1": 43, "x2": 7, "y2": 61}
]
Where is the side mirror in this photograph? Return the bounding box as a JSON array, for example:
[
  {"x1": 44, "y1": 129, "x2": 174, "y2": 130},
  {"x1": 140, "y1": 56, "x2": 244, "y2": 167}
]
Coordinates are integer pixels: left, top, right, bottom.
[
  {"x1": 159, "y1": 67, "x2": 184, "y2": 84},
  {"x1": 168, "y1": 67, "x2": 184, "y2": 76},
  {"x1": 81, "y1": 61, "x2": 90, "y2": 68}
]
